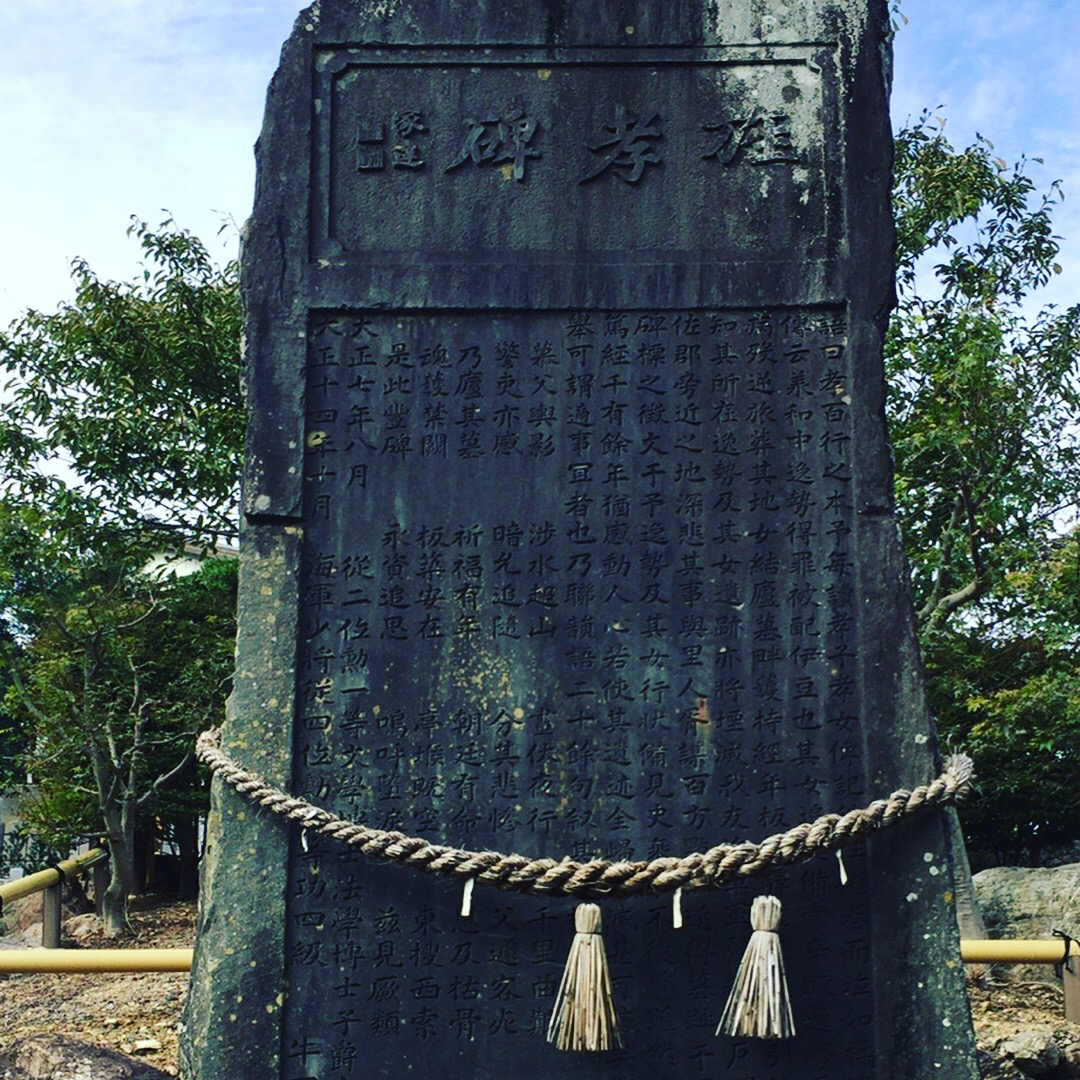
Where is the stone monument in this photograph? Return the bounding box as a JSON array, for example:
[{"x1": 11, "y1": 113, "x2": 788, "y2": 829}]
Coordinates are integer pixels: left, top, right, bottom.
[{"x1": 182, "y1": 2, "x2": 979, "y2": 1077}]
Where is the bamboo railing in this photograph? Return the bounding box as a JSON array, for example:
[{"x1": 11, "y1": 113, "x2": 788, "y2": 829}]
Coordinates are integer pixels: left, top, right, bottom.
[
  {"x1": 0, "y1": 847, "x2": 108, "y2": 948},
  {"x1": 0, "y1": 938, "x2": 1074, "y2": 972}
]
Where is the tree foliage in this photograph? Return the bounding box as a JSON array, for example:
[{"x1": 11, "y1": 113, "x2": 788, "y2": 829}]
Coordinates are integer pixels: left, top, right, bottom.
[
  {"x1": 2, "y1": 546, "x2": 237, "y2": 849},
  {"x1": 0, "y1": 220, "x2": 243, "y2": 929},
  {"x1": 921, "y1": 532, "x2": 1080, "y2": 864},
  {"x1": 0, "y1": 217, "x2": 243, "y2": 553},
  {"x1": 888, "y1": 116, "x2": 1080, "y2": 862},
  {"x1": 889, "y1": 114, "x2": 1080, "y2": 633}
]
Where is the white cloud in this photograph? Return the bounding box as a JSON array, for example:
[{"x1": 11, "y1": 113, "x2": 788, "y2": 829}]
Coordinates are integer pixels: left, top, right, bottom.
[
  {"x1": 0, "y1": 1, "x2": 1076, "y2": 320},
  {"x1": 891, "y1": 0, "x2": 1080, "y2": 312},
  {"x1": 0, "y1": 1, "x2": 299, "y2": 322}
]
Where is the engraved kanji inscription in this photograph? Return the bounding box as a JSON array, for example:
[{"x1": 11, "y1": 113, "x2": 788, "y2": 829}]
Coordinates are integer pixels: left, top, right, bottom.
[
  {"x1": 580, "y1": 105, "x2": 663, "y2": 184},
  {"x1": 356, "y1": 111, "x2": 431, "y2": 171},
  {"x1": 356, "y1": 122, "x2": 386, "y2": 171},
  {"x1": 278, "y1": 305, "x2": 881, "y2": 1077},
  {"x1": 392, "y1": 110, "x2": 428, "y2": 169},
  {"x1": 702, "y1": 112, "x2": 799, "y2": 166},
  {"x1": 322, "y1": 56, "x2": 832, "y2": 257},
  {"x1": 445, "y1": 105, "x2": 541, "y2": 181}
]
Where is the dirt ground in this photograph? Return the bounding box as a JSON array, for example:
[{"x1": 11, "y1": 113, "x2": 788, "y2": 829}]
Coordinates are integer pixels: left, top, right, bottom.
[
  {"x1": 0, "y1": 897, "x2": 1072, "y2": 1077},
  {"x1": 969, "y1": 978, "x2": 1070, "y2": 1044},
  {"x1": 0, "y1": 896, "x2": 193, "y2": 1076}
]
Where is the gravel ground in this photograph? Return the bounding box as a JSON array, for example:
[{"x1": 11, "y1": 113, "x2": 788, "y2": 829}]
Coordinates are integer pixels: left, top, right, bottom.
[{"x1": 0, "y1": 898, "x2": 194, "y2": 1076}]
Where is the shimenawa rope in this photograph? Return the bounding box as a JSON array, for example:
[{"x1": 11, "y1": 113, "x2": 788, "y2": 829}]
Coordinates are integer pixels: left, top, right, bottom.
[{"x1": 196, "y1": 729, "x2": 972, "y2": 900}]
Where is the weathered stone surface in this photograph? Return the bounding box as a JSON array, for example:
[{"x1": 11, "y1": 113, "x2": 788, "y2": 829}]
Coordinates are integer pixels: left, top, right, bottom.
[
  {"x1": 62, "y1": 912, "x2": 99, "y2": 943},
  {"x1": 977, "y1": 1047, "x2": 1028, "y2": 1080},
  {"x1": 976, "y1": 865, "x2": 1080, "y2": 982},
  {"x1": 183, "y1": 1, "x2": 978, "y2": 1077},
  {"x1": 999, "y1": 1031, "x2": 1061, "y2": 1076},
  {"x1": 977, "y1": 1023, "x2": 1080, "y2": 1080},
  {"x1": 1, "y1": 894, "x2": 42, "y2": 939},
  {"x1": 1052, "y1": 1025, "x2": 1080, "y2": 1078},
  {"x1": 0, "y1": 1035, "x2": 172, "y2": 1080}
]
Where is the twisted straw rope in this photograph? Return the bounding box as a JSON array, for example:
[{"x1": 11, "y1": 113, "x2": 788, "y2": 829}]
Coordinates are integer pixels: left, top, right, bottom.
[{"x1": 197, "y1": 729, "x2": 973, "y2": 900}]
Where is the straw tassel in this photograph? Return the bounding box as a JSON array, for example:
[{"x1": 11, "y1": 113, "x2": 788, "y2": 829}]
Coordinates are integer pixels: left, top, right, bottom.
[
  {"x1": 716, "y1": 895, "x2": 795, "y2": 1040},
  {"x1": 547, "y1": 903, "x2": 623, "y2": 1052}
]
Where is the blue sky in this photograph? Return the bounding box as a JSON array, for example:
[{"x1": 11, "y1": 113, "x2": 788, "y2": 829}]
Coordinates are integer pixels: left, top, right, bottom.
[{"x1": 0, "y1": 0, "x2": 1076, "y2": 324}]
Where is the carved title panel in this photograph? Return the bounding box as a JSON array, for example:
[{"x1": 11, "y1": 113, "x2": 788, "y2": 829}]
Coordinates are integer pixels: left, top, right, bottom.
[
  {"x1": 312, "y1": 48, "x2": 838, "y2": 262},
  {"x1": 282, "y1": 306, "x2": 877, "y2": 1078}
]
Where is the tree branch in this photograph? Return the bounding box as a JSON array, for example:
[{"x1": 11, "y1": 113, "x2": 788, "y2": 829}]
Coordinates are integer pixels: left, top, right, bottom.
[
  {"x1": 6, "y1": 664, "x2": 50, "y2": 725},
  {"x1": 117, "y1": 597, "x2": 158, "y2": 631},
  {"x1": 137, "y1": 749, "x2": 195, "y2": 809},
  {"x1": 917, "y1": 494, "x2": 967, "y2": 623},
  {"x1": 925, "y1": 577, "x2": 992, "y2": 632}
]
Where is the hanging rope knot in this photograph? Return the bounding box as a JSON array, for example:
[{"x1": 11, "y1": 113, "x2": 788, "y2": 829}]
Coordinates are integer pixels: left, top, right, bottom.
[
  {"x1": 575, "y1": 904, "x2": 602, "y2": 935},
  {"x1": 548, "y1": 903, "x2": 622, "y2": 1052},
  {"x1": 749, "y1": 894, "x2": 782, "y2": 934},
  {"x1": 196, "y1": 727, "x2": 974, "y2": 901},
  {"x1": 718, "y1": 895, "x2": 795, "y2": 1039}
]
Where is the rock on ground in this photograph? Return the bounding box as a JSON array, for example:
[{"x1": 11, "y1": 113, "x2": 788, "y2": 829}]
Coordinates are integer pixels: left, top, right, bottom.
[
  {"x1": 978, "y1": 1047, "x2": 1028, "y2": 1079},
  {"x1": 970, "y1": 981, "x2": 1080, "y2": 1078},
  {"x1": 975, "y1": 864, "x2": 1080, "y2": 983},
  {"x1": 0, "y1": 1035, "x2": 173, "y2": 1079},
  {"x1": 998, "y1": 1030, "x2": 1061, "y2": 1075}
]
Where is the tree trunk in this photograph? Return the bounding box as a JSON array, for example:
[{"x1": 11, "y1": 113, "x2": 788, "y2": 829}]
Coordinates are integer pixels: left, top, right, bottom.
[
  {"x1": 89, "y1": 727, "x2": 142, "y2": 935},
  {"x1": 101, "y1": 804, "x2": 139, "y2": 935}
]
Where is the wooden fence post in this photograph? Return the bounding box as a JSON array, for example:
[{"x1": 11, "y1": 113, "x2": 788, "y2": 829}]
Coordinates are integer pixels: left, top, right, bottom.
[
  {"x1": 42, "y1": 882, "x2": 62, "y2": 948},
  {"x1": 1064, "y1": 962, "x2": 1080, "y2": 1025}
]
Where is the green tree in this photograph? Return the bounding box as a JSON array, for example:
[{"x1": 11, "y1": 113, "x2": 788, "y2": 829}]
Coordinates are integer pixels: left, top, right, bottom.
[
  {"x1": 0, "y1": 220, "x2": 243, "y2": 931},
  {"x1": 1, "y1": 540, "x2": 237, "y2": 927},
  {"x1": 921, "y1": 531, "x2": 1080, "y2": 865},
  {"x1": 889, "y1": 114, "x2": 1080, "y2": 633},
  {"x1": 888, "y1": 115, "x2": 1080, "y2": 862},
  {"x1": 0, "y1": 218, "x2": 243, "y2": 552}
]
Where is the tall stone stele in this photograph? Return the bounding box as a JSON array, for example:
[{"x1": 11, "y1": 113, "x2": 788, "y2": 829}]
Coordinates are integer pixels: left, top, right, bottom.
[{"x1": 182, "y1": 2, "x2": 979, "y2": 1077}]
